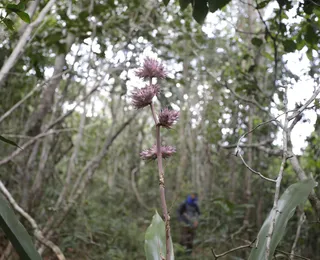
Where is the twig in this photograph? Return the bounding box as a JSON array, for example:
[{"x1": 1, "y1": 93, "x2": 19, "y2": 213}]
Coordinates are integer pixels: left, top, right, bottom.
[
  {"x1": 0, "y1": 70, "x2": 70, "y2": 124},
  {"x1": 38, "y1": 113, "x2": 137, "y2": 254},
  {"x1": 237, "y1": 152, "x2": 276, "y2": 182},
  {"x1": 255, "y1": 0, "x2": 279, "y2": 89},
  {"x1": 288, "y1": 85, "x2": 320, "y2": 121},
  {"x1": 211, "y1": 241, "x2": 254, "y2": 259},
  {"x1": 0, "y1": 181, "x2": 65, "y2": 260},
  {"x1": 265, "y1": 87, "x2": 289, "y2": 259},
  {"x1": 290, "y1": 212, "x2": 306, "y2": 260},
  {"x1": 131, "y1": 167, "x2": 151, "y2": 211},
  {"x1": 0, "y1": 82, "x2": 102, "y2": 166},
  {"x1": 0, "y1": 0, "x2": 56, "y2": 85},
  {"x1": 275, "y1": 249, "x2": 310, "y2": 260},
  {"x1": 235, "y1": 112, "x2": 290, "y2": 183},
  {"x1": 223, "y1": 80, "x2": 269, "y2": 114}
]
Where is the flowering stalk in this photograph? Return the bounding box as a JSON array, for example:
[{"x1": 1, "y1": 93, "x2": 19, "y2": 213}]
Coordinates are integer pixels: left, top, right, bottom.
[
  {"x1": 132, "y1": 57, "x2": 178, "y2": 260},
  {"x1": 155, "y1": 105, "x2": 171, "y2": 259}
]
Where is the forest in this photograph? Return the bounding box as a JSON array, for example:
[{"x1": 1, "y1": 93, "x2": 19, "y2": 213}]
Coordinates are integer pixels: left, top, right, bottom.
[{"x1": 0, "y1": 0, "x2": 319, "y2": 259}]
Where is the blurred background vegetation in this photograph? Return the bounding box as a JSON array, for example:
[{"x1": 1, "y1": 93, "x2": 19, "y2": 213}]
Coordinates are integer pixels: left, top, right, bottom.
[{"x1": 0, "y1": 0, "x2": 319, "y2": 259}]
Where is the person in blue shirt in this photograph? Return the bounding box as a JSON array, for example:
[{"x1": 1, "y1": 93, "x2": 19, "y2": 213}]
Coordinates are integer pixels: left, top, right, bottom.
[{"x1": 178, "y1": 193, "x2": 200, "y2": 253}]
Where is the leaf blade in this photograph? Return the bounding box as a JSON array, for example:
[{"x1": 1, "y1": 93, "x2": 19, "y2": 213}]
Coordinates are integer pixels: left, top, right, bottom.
[
  {"x1": 248, "y1": 179, "x2": 317, "y2": 260},
  {"x1": 192, "y1": 0, "x2": 208, "y2": 24},
  {"x1": 145, "y1": 211, "x2": 174, "y2": 260},
  {"x1": 208, "y1": 0, "x2": 231, "y2": 13},
  {"x1": 0, "y1": 135, "x2": 21, "y2": 148},
  {"x1": 16, "y1": 11, "x2": 31, "y2": 23},
  {"x1": 0, "y1": 194, "x2": 42, "y2": 260}
]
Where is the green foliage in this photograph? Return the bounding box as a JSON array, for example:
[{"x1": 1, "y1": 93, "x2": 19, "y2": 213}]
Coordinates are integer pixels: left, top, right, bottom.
[
  {"x1": 0, "y1": 135, "x2": 20, "y2": 148},
  {"x1": 251, "y1": 37, "x2": 263, "y2": 47},
  {"x1": 179, "y1": 0, "x2": 191, "y2": 11},
  {"x1": 192, "y1": 0, "x2": 208, "y2": 25},
  {"x1": 256, "y1": 0, "x2": 271, "y2": 9},
  {"x1": 249, "y1": 179, "x2": 317, "y2": 260},
  {"x1": 282, "y1": 39, "x2": 296, "y2": 53},
  {"x1": 0, "y1": 1, "x2": 31, "y2": 30},
  {"x1": 163, "y1": 0, "x2": 170, "y2": 6},
  {"x1": 145, "y1": 211, "x2": 174, "y2": 260},
  {"x1": 173, "y1": 0, "x2": 231, "y2": 24},
  {"x1": 208, "y1": 0, "x2": 232, "y2": 13},
  {"x1": 0, "y1": 194, "x2": 42, "y2": 260}
]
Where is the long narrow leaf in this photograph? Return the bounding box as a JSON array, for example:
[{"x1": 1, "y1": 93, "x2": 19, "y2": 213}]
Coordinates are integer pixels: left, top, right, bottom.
[
  {"x1": 249, "y1": 179, "x2": 317, "y2": 260},
  {"x1": 145, "y1": 211, "x2": 174, "y2": 260},
  {"x1": 0, "y1": 194, "x2": 42, "y2": 260},
  {"x1": 0, "y1": 135, "x2": 21, "y2": 148}
]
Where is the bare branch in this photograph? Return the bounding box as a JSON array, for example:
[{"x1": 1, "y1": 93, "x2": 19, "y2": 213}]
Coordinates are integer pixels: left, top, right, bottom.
[
  {"x1": 288, "y1": 85, "x2": 320, "y2": 121},
  {"x1": 131, "y1": 167, "x2": 151, "y2": 211},
  {"x1": 234, "y1": 112, "x2": 290, "y2": 183},
  {"x1": 290, "y1": 211, "x2": 306, "y2": 260},
  {"x1": 237, "y1": 151, "x2": 276, "y2": 183},
  {"x1": 38, "y1": 113, "x2": 137, "y2": 254},
  {"x1": 276, "y1": 249, "x2": 310, "y2": 260},
  {"x1": 266, "y1": 87, "x2": 289, "y2": 259},
  {"x1": 0, "y1": 181, "x2": 65, "y2": 260},
  {"x1": 0, "y1": 82, "x2": 102, "y2": 166},
  {"x1": 0, "y1": 70, "x2": 70, "y2": 125},
  {"x1": 220, "y1": 140, "x2": 283, "y2": 157},
  {"x1": 211, "y1": 241, "x2": 254, "y2": 259},
  {"x1": 0, "y1": 0, "x2": 56, "y2": 85},
  {"x1": 224, "y1": 81, "x2": 269, "y2": 114}
]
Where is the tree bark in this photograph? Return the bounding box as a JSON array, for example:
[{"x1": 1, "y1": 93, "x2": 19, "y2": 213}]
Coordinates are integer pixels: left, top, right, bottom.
[
  {"x1": 0, "y1": 0, "x2": 56, "y2": 86},
  {"x1": 23, "y1": 33, "x2": 75, "y2": 136}
]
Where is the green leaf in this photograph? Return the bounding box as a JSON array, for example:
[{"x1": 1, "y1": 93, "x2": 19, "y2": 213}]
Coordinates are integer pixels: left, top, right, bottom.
[
  {"x1": 283, "y1": 39, "x2": 297, "y2": 53},
  {"x1": 179, "y1": 0, "x2": 191, "y2": 11},
  {"x1": 251, "y1": 37, "x2": 263, "y2": 47},
  {"x1": 304, "y1": 24, "x2": 318, "y2": 46},
  {"x1": 16, "y1": 11, "x2": 30, "y2": 23},
  {"x1": 45, "y1": 32, "x2": 63, "y2": 45},
  {"x1": 6, "y1": 3, "x2": 21, "y2": 12},
  {"x1": 262, "y1": 51, "x2": 273, "y2": 61},
  {"x1": 17, "y1": 1, "x2": 26, "y2": 10},
  {"x1": 276, "y1": 0, "x2": 287, "y2": 7},
  {"x1": 256, "y1": 0, "x2": 270, "y2": 9},
  {"x1": 192, "y1": 0, "x2": 208, "y2": 24},
  {"x1": 145, "y1": 211, "x2": 174, "y2": 260},
  {"x1": 248, "y1": 179, "x2": 317, "y2": 260},
  {"x1": 303, "y1": 2, "x2": 313, "y2": 15},
  {"x1": 0, "y1": 135, "x2": 21, "y2": 148},
  {"x1": 306, "y1": 48, "x2": 313, "y2": 61},
  {"x1": 163, "y1": 0, "x2": 170, "y2": 6},
  {"x1": 0, "y1": 194, "x2": 42, "y2": 260},
  {"x1": 208, "y1": 0, "x2": 231, "y2": 13},
  {"x1": 2, "y1": 18, "x2": 14, "y2": 30}
]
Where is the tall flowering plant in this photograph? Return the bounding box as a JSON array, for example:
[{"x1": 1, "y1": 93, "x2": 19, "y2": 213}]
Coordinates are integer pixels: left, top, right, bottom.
[{"x1": 131, "y1": 57, "x2": 179, "y2": 260}]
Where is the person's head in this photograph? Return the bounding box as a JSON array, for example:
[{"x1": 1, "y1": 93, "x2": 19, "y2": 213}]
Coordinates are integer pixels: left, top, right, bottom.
[
  {"x1": 190, "y1": 193, "x2": 198, "y2": 200},
  {"x1": 186, "y1": 192, "x2": 198, "y2": 205}
]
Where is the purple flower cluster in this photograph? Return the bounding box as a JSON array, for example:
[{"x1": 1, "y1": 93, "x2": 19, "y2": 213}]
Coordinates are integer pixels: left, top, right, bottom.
[
  {"x1": 135, "y1": 57, "x2": 166, "y2": 80},
  {"x1": 158, "y1": 108, "x2": 179, "y2": 129},
  {"x1": 131, "y1": 57, "x2": 179, "y2": 160},
  {"x1": 140, "y1": 145, "x2": 176, "y2": 161},
  {"x1": 131, "y1": 84, "x2": 160, "y2": 109}
]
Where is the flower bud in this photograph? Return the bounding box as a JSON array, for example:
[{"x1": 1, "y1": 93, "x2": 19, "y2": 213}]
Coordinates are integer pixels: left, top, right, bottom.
[
  {"x1": 131, "y1": 84, "x2": 160, "y2": 109},
  {"x1": 158, "y1": 108, "x2": 179, "y2": 128},
  {"x1": 135, "y1": 57, "x2": 167, "y2": 80},
  {"x1": 140, "y1": 145, "x2": 176, "y2": 160}
]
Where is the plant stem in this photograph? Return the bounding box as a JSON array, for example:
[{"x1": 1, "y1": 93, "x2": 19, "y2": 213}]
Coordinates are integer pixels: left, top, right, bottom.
[
  {"x1": 150, "y1": 102, "x2": 171, "y2": 260},
  {"x1": 265, "y1": 87, "x2": 289, "y2": 259}
]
